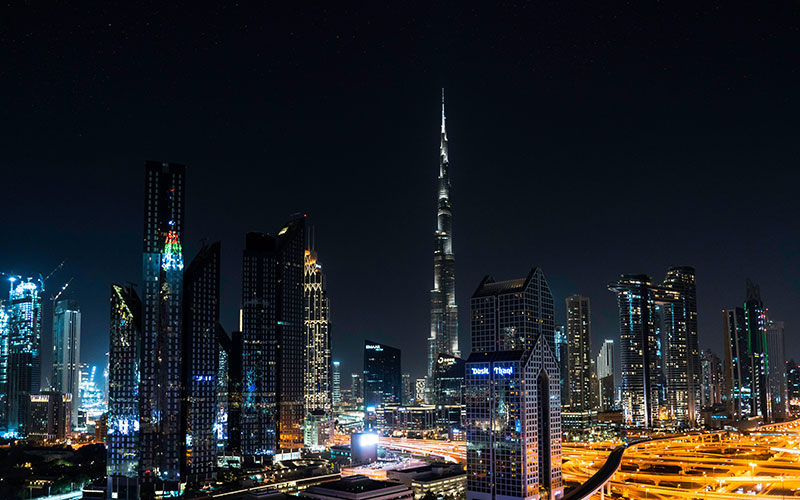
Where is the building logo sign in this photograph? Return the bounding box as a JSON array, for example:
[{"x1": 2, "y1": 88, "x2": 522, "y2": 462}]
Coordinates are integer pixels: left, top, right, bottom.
[{"x1": 471, "y1": 366, "x2": 513, "y2": 376}]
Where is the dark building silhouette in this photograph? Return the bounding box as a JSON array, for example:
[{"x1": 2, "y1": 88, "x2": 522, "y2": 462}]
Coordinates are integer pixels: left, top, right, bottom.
[
  {"x1": 181, "y1": 242, "x2": 221, "y2": 482},
  {"x1": 432, "y1": 353, "x2": 464, "y2": 407},
  {"x1": 565, "y1": 295, "x2": 592, "y2": 412},
  {"x1": 226, "y1": 330, "x2": 243, "y2": 455},
  {"x1": 363, "y1": 340, "x2": 402, "y2": 410},
  {"x1": 240, "y1": 215, "x2": 307, "y2": 454},
  {"x1": 466, "y1": 269, "x2": 562, "y2": 500}
]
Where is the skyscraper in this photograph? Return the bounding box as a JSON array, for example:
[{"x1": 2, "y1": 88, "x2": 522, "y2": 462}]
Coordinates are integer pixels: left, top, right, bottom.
[
  {"x1": 52, "y1": 298, "x2": 81, "y2": 430},
  {"x1": 723, "y1": 307, "x2": 750, "y2": 419},
  {"x1": 700, "y1": 349, "x2": 722, "y2": 409},
  {"x1": 401, "y1": 373, "x2": 411, "y2": 405},
  {"x1": 227, "y1": 330, "x2": 243, "y2": 455},
  {"x1": 429, "y1": 89, "x2": 459, "y2": 379},
  {"x1": 7, "y1": 277, "x2": 42, "y2": 435},
  {"x1": 140, "y1": 160, "x2": 185, "y2": 493},
  {"x1": 597, "y1": 339, "x2": 615, "y2": 411},
  {"x1": 181, "y1": 242, "x2": 221, "y2": 482},
  {"x1": 332, "y1": 361, "x2": 341, "y2": 406},
  {"x1": 215, "y1": 326, "x2": 230, "y2": 455},
  {"x1": 107, "y1": 283, "x2": 142, "y2": 500},
  {"x1": 240, "y1": 215, "x2": 307, "y2": 454},
  {"x1": 743, "y1": 281, "x2": 770, "y2": 421},
  {"x1": 304, "y1": 249, "x2": 331, "y2": 415},
  {"x1": 351, "y1": 373, "x2": 364, "y2": 405},
  {"x1": 432, "y1": 353, "x2": 465, "y2": 406},
  {"x1": 0, "y1": 303, "x2": 8, "y2": 428},
  {"x1": 565, "y1": 295, "x2": 592, "y2": 412},
  {"x1": 554, "y1": 325, "x2": 568, "y2": 406},
  {"x1": 766, "y1": 319, "x2": 787, "y2": 421},
  {"x1": 363, "y1": 341, "x2": 401, "y2": 409},
  {"x1": 608, "y1": 275, "x2": 664, "y2": 428},
  {"x1": 466, "y1": 269, "x2": 562, "y2": 500}
]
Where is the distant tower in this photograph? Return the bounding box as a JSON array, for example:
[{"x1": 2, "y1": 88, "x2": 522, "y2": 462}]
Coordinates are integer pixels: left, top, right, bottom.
[
  {"x1": 0, "y1": 303, "x2": 8, "y2": 428},
  {"x1": 554, "y1": 325, "x2": 568, "y2": 405},
  {"x1": 363, "y1": 341, "x2": 402, "y2": 409},
  {"x1": 766, "y1": 319, "x2": 787, "y2": 421},
  {"x1": 332, "y1": 361, "x2": 341, "y2": 406},
  {"x1": 107, "y1": 283, "x2": 142, "y2": 500},
  {"x1": 429, "y1": 89, "x2": 459, "y2": 380},
  {"x1": 597, "y1": 340, "x2": 615, "y2": 411},
  {"x1": 565, "y1": 295, "x2": 592, "y2": 412},
  {"x1": 7, "y1": 278, "x2": 42, "y2": 435},
  {"x1": 181, "y1": 242, "x2": 221, "y2": 483},
  {"x1": 139, "y1": 160, "x2": 185, "y2": 494},
  {"x1": 466, "y1": 269, "x2": 562, "y2": 500},
  {"x1": 52, "y1": 298, "x2": 81, "y2": 429},
  {"x1": 304, "y1": 249, "x2": 331, "y2": 415}
]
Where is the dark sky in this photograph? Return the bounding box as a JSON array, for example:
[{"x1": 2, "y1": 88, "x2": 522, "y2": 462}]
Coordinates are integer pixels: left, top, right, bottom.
[{"x1": 3, "y1": 2, "x2": 800, "y2": 384}]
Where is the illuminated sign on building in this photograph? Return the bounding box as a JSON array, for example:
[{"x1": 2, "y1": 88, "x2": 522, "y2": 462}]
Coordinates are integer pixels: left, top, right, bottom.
[{"x1": 471, "y1": 366, "x2": 513, "y2": 376}]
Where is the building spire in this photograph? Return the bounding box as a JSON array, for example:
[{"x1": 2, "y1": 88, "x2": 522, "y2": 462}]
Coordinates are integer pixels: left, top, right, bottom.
[{"x1": 441, "y1": 88, "x2": 446, "y2": 133}]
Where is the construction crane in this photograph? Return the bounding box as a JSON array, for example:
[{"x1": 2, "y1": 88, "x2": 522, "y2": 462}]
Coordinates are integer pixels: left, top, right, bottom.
[{"x1": 51, "y1": 277, "x2": 74, "y2": 304}]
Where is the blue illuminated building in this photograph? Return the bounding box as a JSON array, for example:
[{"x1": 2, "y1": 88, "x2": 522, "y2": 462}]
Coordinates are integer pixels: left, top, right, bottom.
[
  {"x1": 107, "y1": 283, "x2": 142, "y2": 500},
  {"x1": 7, "y1": 278, "x2": 42, "y2": 435},
  {"x1": 0, "y1": 303, "x2": 8, "y2": 430},
  {"x1": 363, "y1": 340, "x2": 402, "y2": 410},
  {"x1": 465, "y1": 269, "x2": 563, "y2": 500},
  {"x1": 181, "y1": 241, "x2": 221, "y2": 482}
]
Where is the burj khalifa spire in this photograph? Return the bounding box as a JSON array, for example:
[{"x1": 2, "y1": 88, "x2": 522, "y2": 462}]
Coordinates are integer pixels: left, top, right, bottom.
[{"x1": 429, "y1": 89, "x2": 459, "y2": 380}]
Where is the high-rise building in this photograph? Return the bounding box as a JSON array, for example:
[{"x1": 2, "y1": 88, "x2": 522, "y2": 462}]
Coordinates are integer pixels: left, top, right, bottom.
[
  {"x1": 304, "y1": 249, "x2": 331, "y2": 415},
  {"x1": 565, "y1": 295, "x2": 591, "y2": 412},
  {"x1": 7, "y1": 277, "x2": 42, "y2": 435},
  {"x1": 0, "y1": 304, "x2": 8, "y2": 428},
  {"x1": 466, "y1": 269, "x2": 562, "y2": 500},
  {"x1": 723, "y1": 307, "x2": 750, "y2": 419},
  {"x1": 787, "y1": 360, "x2": 800, "y2": 416},
  {"x1": 52, "y1": 298, "x2": 81, "y2": 430},
  {"x1": 27, "y1": 391, "x2": 67, "y2": 441},
  {"x1": 227, "y1": 330, "x2": 243, "y2": 455},
  {"x1": 429, "y1": 89, "x2": 459, "y2": 379},
  {"x1": 414, "y1": 378, "x2": 426, "y2": 404},
  {"x1": 609, "y1": 267, "x2": 699, "y2": 428},
  {"x1": 661, "y1": 266, "x2": 700, "y2": 427},
  {"x1": 363, "y1": 341, "x2": 401, "y2": 410},
  {"x1": 140, "y1": 160, "x2": 185, "y2": 494},
  {"x1": 107, "y1": 283, "x2": 142, "y2": 500},
  {"x1": 332, "y1": 361, "x2": 341, "y2": 406},
  {"x1": 240, "y1": 215, "x2": 307, "y2": 454},
  {"x1": 554, "y1": 325, "x2": 568, "y2": 406},
  {"x1": 597, "y1": 339, "x2": 615, "y2": 411},
  {"x1": 181, "y1": 242, "x2": 221, "y2": 482},
  {"x1": 401, "y1": 373, "x2": 411, "y2": 405},
  {"x1": 700, "y1": 349, "x2": 723, "y2": 408},
  {"x1": 351, "y1": 373, "x2": 364, "y2": 404},
  {"x1": 432, "y1": 354, "x2": 464, "y2": 406},
  {"x1": 608, "y1": 275, "x2": 664, "y2": 428},
  {"x1": 215, "y1": 326, "x2": 230, "y2": 455},
  {"x1": 744, "y1": 281, "x2": 770, "y2": 421},
  {"x1": 766, "y1": 319, "x2": 787, "y2": 421}
]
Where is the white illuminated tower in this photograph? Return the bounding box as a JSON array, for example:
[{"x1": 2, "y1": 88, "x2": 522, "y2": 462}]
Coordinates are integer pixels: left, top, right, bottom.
[
  {"x1": 52, "y1": 298, "x2": 81, "y2": 430},
  {"x1": 304, "y1": 249, "x2": 331, "y2": 414},
  {"x1": 429, "y1": 89, "x2": 459, "y2": 380}
]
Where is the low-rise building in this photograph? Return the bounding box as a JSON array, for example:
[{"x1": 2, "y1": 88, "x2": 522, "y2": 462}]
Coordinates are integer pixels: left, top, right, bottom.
[
  {"x1": 386, "y1": 463, "x2": 466, "y2": 499},
  {"x1": 301, "y1": 475, "x2": 413, "y2": 500}
]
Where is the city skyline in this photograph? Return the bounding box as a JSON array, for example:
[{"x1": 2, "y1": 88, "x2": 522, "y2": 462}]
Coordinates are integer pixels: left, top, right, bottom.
[{"x1": 4, "y1": 3, "x2": 800, "y2": 383}]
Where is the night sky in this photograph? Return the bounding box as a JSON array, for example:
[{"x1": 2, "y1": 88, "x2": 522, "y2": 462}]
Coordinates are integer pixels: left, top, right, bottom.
[{"x1": 3, "y1": 2, "x2": 800, "y2": 385}]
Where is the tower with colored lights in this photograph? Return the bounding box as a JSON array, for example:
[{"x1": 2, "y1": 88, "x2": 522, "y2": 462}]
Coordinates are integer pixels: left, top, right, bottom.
[
  {"x1": 139, "y1": 161, "x2": 185, "y2": 494},
  {"x1": 52, "y1": 298, "x2": 81, "y2": 430},
  {"x1": 6, "y1": 278, "x2": 42, "y2": 435},
  {"x1": 429, "y1": 89, "x2": 459, "y2": 382}
]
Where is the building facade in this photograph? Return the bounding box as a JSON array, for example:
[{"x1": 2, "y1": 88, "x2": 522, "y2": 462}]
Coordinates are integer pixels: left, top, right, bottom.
[
  {"x1": 181, "y1": 242, "x2": 221, "y2": 482},
  {"x1": 304, "y1": 249, "x2": 331, "y2": 415},
  {"x1": 107, "y1": 283, "x2": 142, "y2": 500},
  {"x1": 700, "y1": 349, "x2": 723, "y2": 409},
  {"x1": 597, "y1": 340, "x2": 614, "y2": 411},
  {"x1": 363, "y1": 340, "x2": 401, "y2": 410},
  {"x1": 429, "y1": 90, "x2": 459, "y2": 379},
  {"x1": 332, "y1": 361, "x2": 341, "y2": 406},
  {"x1": 766, "y1": 320, "x2": 787, "y2": 421},
  {"x1": 565, "y1": 295, "x2": 591, "y2": 412},
  {"x1": 140, "y1": 161, "x2": 185, "y2": 493},
  {"x1": 432, "y1": 354, "x2": 464, "y2": 407},
  {"x1": 52, "y1": 298, "x2": 81, "y2": 430},
  {"x1": 466, "y1": 269, "x2": 562, "y2": 500},
  {"x1": 7, "y1": 278, "x2": 42, "y2": 435}
]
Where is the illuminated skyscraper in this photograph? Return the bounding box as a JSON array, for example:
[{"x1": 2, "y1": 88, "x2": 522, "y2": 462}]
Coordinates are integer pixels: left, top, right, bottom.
[
  {"x1": 432, "y1": 353, "x2": 464, "y2": 406},
  {"x1": 351, "y1": 373, "x2": 364, "y2": 404},
  {"x1": 554, "y1": 325, "x2": 568, "y2": 405},
  {"x1": 723, "y1": 307, "x2": 750, "y2": 419},
  {"x1": 766, "y1": 319, "x2": 787, "y2": 421},
  {"x1": 363, "y1": 341, "x2": 401, "y2": 409},
  {"x1": 240, "y1": 215, "x2": 307, "y2": 454},
  {"x1": 597, "y1": 340, "x2": 615, "y2": 411},
  {"x1": 744, "y1": 282, "x2": 770, "y2": 422},
  {"x1": 107, "y1": 283, "x2": 142, "y2": 500},
  {"x1": 215, "y1": 326, "x2": 230, "y2": 455},
  {"x1": 466, "y1": 269, "x2": 562, "y2": 500},
  {"x1": 140, "y1": 160, "x2": 185, "y2": 494},
  {"x1": 608, "y1": 275, "x2": 664, "y2": 428},
  {"x1": 332, "y1": 361, "x2": 341, "y2": 406},
  {"x1": 700, "y1": 349, "x2": 722, "y2": 408},
  {"x1": 181, "y1": 242, "x2": 221, "y2": 482},
  {"x1": 304, "y1": 249, "x2": 331, "y2": 415},
  {"x1": 0, "y1": 304, "x2": 8, "y2": 428},
  {"x1": 565, "y1": 295, "x2": 592, "y2": 412},
  {"x1": 52, "y1": 298, "x2": 81, "y2": 429},
  {"x1": 429, "y1": 89, "x2": 459, "y2": 379},
  {"x1": 7, "y1": 278, "x2": 42, "y2": 434}
]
